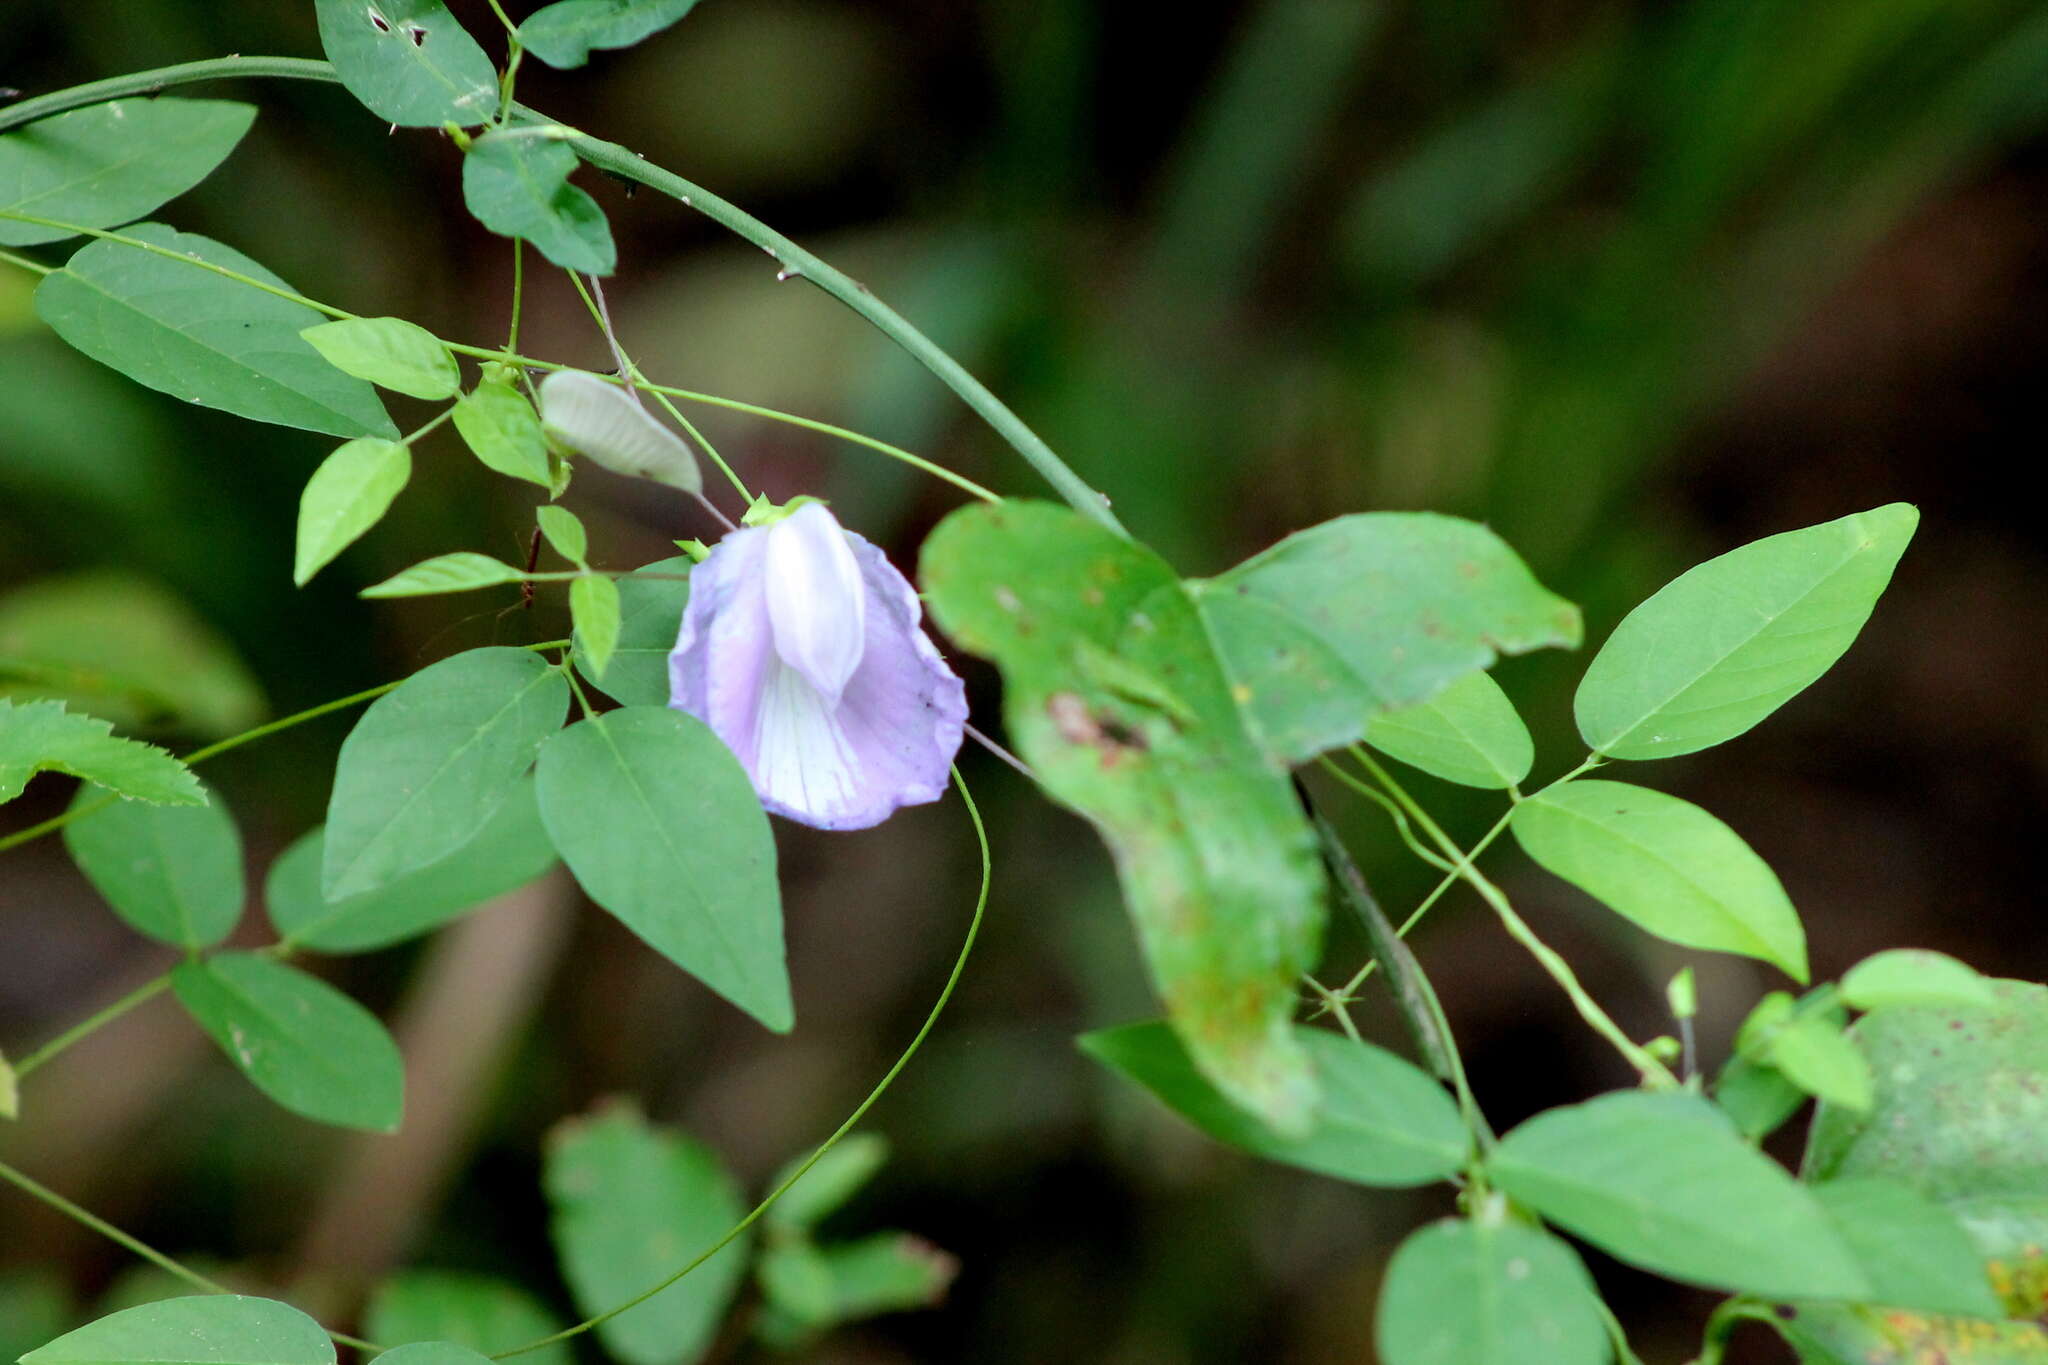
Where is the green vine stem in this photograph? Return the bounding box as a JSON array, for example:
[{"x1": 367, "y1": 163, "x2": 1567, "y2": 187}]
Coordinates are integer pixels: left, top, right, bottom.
[
  {"x1": 490, "y1": 765, "x2": 992, "y2": 1358},
  {"x1": 0, "y1": 57, "x2": 1118, "y2": 532},
  {"x1": 0, "y1": 1156, "x2": 383, "y2": 1354},
  {"x1": 4, "y1": 977, "x2": 170, "y2": 1080},
  {"x1": 1349, "y1": 748, "x2": 1678, "y2": 1089}
]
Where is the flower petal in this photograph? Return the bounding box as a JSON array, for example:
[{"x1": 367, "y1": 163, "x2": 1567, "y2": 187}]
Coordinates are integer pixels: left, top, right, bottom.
[
  {"x1": 764, "y1": 503, "x2": 866, "y2": 705},
  {"x1": 537, "y1": 369, "x2": 702, "y2": 492}
]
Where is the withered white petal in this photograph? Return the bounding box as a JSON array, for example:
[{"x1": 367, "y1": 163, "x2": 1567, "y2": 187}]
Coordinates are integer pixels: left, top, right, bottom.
[{"x1": 537, "y1": 369, "x2": 702, "y2": 493}]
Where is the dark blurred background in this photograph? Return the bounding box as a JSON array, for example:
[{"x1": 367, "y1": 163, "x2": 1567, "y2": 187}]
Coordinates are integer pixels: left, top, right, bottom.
[{"x1": 6, "y1": 0, "x2": 2048, "y2": 1360}]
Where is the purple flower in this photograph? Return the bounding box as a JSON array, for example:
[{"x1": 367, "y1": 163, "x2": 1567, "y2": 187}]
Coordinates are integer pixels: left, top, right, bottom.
[{"x1": 669, "y1": 502, "x2": 968, "y2": 830}]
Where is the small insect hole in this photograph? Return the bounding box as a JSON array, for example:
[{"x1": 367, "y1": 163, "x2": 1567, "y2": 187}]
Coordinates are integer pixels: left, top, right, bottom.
[
  {"x1": 366, "y1": 6, "x2": 391, "y2": 32},
  {"x1": 406, "y1": 23, "x2": 428, "y2": 46}
]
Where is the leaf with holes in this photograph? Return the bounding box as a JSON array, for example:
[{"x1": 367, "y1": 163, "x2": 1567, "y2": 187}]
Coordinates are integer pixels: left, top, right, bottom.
[
  {"x1": 1575, "y1": 504, "x2": 1917, "y2": 760},
  {"x1": 544, "y1": 1103, "x2": 749, "y2": 1365},
  {"x1": 462, "y1": 135, "x2": 616, "y2": 276},
  {"x1": 315, "y1": 0, "x2": 500, "y2": 127},
  {"x1": 519, "y1": 0, "x2": 702, "y2": 69},
  {"x1": 1511, "y1": 778, "x2": 1807, "y2": 980},
  {"x1": 322, "y1": 647, "x2": 567, "y2": 899},
  {"x1": 535, "y1": 706, "x2": 788, "y2": 1030},
  {"x1": 921, "y1": 501, "x2": 1325, "y2": 1135},
  {"x1": 63, "y1": 779, "x2": 242, "y2": 949},
  {"x1": 173, "y1": 953, "x2": 404, "y2": 1131},
  {"x1": 0, "y1": 98, "x2": 256, "y2": 246},
  {"x1": 301, "y1": 317, "x2": 460, "y2": 400},
  {"x1": 35, "y1": 224, "x2": 396, "y2": 438},
  {"x1": 295, "y1": 437, "x2": 412, "y2": 586},
  {"x1": 0, "y1": 699, "x2": 203, "y2": 806}
]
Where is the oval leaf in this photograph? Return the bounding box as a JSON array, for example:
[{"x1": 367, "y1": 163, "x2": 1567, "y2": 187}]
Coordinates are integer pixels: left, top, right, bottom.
[
  {"x1": 1810, "y1": 1177, "x2": 2003, "y2": 1318},
  {"x1": 1511, "y1": 778, "x2": 1807, "y2": 980},
  {"x1": 1768, "y1": 1013, "x2": 1874, "y2": 1112},
  {"x1": 365, "y1": 1272, "x2": 570, "y2": 1365},
  {"x1": 1190, "y1": 512, "x2": 1580, "y2": 764},
  {"x1": 520, "y1": 0, "x2": 701, "y2": 69},
  {"x1": 172, "y1": 953, "x2": 404, "y2": 1131},
  {"x1": 1575, "y1": 504, "x2": 1917, "y2": 760},
  {"x1": 1363, "y1": 669, "x2": 1533, "y2": 789},
  {"x1": 1079, "y1": 1020, "x2": 1466, "y2": 1187},
  {"x1": 921, "y1": 501, "x2": 1325, "y2": 1134},
  {"x1": 462, "y1": 136, "x2": 615, "y2": 276},
  {"x1": 361, "y1": 552, "x2": 526, "y2": 598},
  {"x1": 322, "y1": 647, "x2": 567, "y2": 898},
  {"x1": 35, "y1": 224, "x2": 396, "y2": 439},
  {"x1": 0, "y1": 699, "x2": 202, "y2": 806},
  {"x1": 544, "y1": 1103, "x2": 749, "y2": 1365},
  {"x1": 301, "y1": 317, "x2": 460, "y2": 400},
  {"x1": 315, "y1": 0, "x2": 500, "y2": 127},
  {"x1": 568, "y1": 576, "x2": 621, "y2": 681},
  {"x1": 63, "y1": 779, "x2": 242, "y2": 949},
  {"x1": 295, "y1": 437, "x2": 412, "y2": 587},
  {"x1": 19, "y1": 1295, "x2": 334, "y2": 1365},
  {"x1": 535, "y1": 505, "x2": 588, "y2": 564},
  {"x1": 1489, "y1": 1090, "x2": 1869, "y2": 1299},
  {"x1": 1376, "y1": 1217, "x2": 1609, "y2": 1365},
  {"x1": 535, "y1": 706, "x2": 789, "y2": 1030},
  {"x1": 576, "y1": 556, "x2": 691, "y2": 706},
  {"x1": 268, "y1": 777, "x2": 557, "y2": 953},
  {"x1": 1841, "y1": 949, "x2": 1998, "y2": 1013},
  {"x1": 536, "y1": 371, "x2": 702, "y2": 492},
  {"x1": 0, "y1": 99, "x2": 256, "y2": 247},
  {"x1": 452, "y1": 381, "x2": 552, "y2": 488}
]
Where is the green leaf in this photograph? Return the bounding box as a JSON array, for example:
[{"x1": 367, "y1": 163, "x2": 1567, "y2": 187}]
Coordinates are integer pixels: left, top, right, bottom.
[
  {"x1": 1510, "y1": 778, "x2": 1808, "y2": 980},
  {"x1": 1769, "y1": 1013, "x2": 1874, "y2": 1112},
  {"x1": 569, "y1": 577, "x2": 621, "y2": 681},
  {"x1": 1187, "y1": 512, "x2": 1580, "y2": 765},
  {"x1": 1761, "y1": 1303, "x2": 2048, "y2": 1365},
  {"x1": 1803, "y1": 981, "x2": 2048, "y2": 1316},
  {"x1": 267, "y1": 777, "x2": 557, "y2": 953},
  {"x1": 764, "y1": 1134, "x2": 890, "y2": 1233},
  {"x1": 1841, "y1": 949, "x2": 1998, "y2": 1013},
  {"x1": 1375, "y1": 1217, "x2": 1609, "y2": 1365},
  {"x1": 519, "y1": 0, "x2": 701, "y2": 69},
  {"x1": 756, "y1": 1235, "x2": 954, "y2": 1346},
  {"x1": 368, "y1": 1347, "x2": 491, "y2": 1365},
  {"x1": 301, "y1": 317, "x2": 460, "y2": 400},
  {"x1": 0, "y1": 572, "x2": 266, "y2": 739},
  {"x1": 535, "y1": 706, "x2": 789, "y2": 1030},
  {"x1": 364, "y1": 1272, "x2": 570, "y2": 1365},
  {"x1": 1363, "y1": 670, "x2": 1533, "y2": 789},
  {"x1": 536, "y1": 371, "x2": 702, "y2": 493},
  {"x1": 535, "y1": 506, "x2": 588, "y2": 565},
  {"x1": 0, "y1": 1270, "x2": 69, "y2": 1358},
  {"x1": 322, "y1": 647, "x2": 567, "y2": 898},
  {"x1": 361, "y1": 552, "x2": 527, "y2": 599},
  {"x1": 63, "y1": 779, "x2": 242, "y2": 949},
  {"x1": 544, "y1": 1103, "x2": 749, "y2": 1365},
  {"x1": 462, "y1": 136, "x2": 616, "y2": 276},
  {"x1": 576, "y1": 557, "x2": 689, "y2": 706},
  {"x1": 1488, "y1": 1090, "x2": 1869, "y2": 1299},
  {"x1": 294, "y1": 438, "x2": 412, "y2": 587},
  {"x1": 173, "y1": 953, "x2": 404, "y2": 1131},
  {"x1": 1079, "y1": 1020, "x2": 1466, "y2": 1186},
  {"x1": 452, "y1": 381, "x2": 552, "y2": 488},
  {"x1": 921, "y1": 501, "x2": 1326, "y2": 1134},
  {"x1": 19, "y1": 1296, "x2": 334, "y2": 1365},
  {"x1": 1715, "y1": 1051, "x2": 1807, "y2": 1141},
  {"x1": 0, "y1": 99, "x2": 257, "y2": 247},
  {"x1": 0, "y1": 1048, "x2": 17, "y2": 1121},
  {"x1": 35, "y1": 224, "x2": 396, "y2": 439},
  {"x1": 1811, "y1": 1177, "x2": 2003, "y2": 1317},
  {"x1": 0, "y1": 699, "x2": 203, "y2": 806},
  {"x1": 315, "y1": 0, "x2": 500, "y2": 127},
  {"x1": 1575, "y1": 504, "x2": 1918, "y2": 760}
]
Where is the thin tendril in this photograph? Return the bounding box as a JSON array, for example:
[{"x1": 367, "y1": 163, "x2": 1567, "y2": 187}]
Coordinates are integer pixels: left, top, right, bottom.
[{"x1": 490, "y1": 765, "x2": 992, "y2": 1359}]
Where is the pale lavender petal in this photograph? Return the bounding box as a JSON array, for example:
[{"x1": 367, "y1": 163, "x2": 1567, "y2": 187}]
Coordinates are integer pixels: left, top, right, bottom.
[{"x1": 763, "y1": 503, "x2": 866, "y2": 705}]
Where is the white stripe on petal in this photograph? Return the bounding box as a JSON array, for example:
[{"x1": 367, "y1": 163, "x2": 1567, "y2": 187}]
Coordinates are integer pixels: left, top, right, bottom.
[
  {"x1": 751, "y1": 662, "x2": 861, "y2": 826},
  {"x1": 764, "y1": 503, "x2": 867, "y2": 705}
]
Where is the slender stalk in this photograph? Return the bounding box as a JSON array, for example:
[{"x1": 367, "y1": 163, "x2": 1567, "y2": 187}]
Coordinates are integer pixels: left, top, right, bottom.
[
  {"x1": 0, "y1": 245, "x2": 51, "y2": 275},
  {"x1": 0, "y1": 1157, "x2": 383, "y2": 1353},
  {"x1": 506, "y1": 237, "x2": 526, "y2": 353},
  {"x1": 402, "y1": 406, "x2": 457, "y2": 448},
  {"x1": 1351, "y1": 748, "x2": 1677, "y2": 1088},
  {"x1": 7, "y1": 976, "x2": 170, "y2": 1079},
  {"x1": 1317, "y1": 757, "x2": 1455, "y2": 871},
  {"x1": 492, "y1": 766, "x2": 992, "y2": 1359}
]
